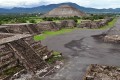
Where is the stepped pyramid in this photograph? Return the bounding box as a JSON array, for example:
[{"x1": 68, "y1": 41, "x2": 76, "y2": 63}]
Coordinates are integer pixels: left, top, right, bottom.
[{"x1": 43, "y1": 5, "x2": 86, "y2": 17}]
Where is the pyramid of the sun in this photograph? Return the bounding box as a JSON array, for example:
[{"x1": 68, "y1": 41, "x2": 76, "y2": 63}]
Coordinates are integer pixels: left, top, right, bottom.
[{"x1": 43, "y1": 5, "x2": 87, "y2": 17}]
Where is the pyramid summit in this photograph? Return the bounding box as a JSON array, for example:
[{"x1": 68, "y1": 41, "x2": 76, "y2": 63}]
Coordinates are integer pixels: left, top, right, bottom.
[
  {"x1": 59, "y1": 5, "x2": 73, "y2": 8},
  {"x1": 42, "y1": 4, "x2": 87, "y2": 17}
]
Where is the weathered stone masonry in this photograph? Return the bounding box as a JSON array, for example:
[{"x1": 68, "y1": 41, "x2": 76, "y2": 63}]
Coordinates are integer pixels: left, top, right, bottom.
[
  {"x1": 2, "y1": 23, "x2": 40, "y2": 34},
  {"x1": 0, "y1": 33, "x2": 55, "y2": 80}
]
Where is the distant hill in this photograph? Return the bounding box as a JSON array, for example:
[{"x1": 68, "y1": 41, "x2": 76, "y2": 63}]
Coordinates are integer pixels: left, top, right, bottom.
[{"x1": 0, "y1": 2, "x2": 120, "y2": 13}]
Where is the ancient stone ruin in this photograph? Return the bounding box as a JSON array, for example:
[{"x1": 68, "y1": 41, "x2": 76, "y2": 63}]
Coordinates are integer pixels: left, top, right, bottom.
[
  {"x1": 36, "y1": 21, "x2": 60, "y2": 32},
  {"x1": 2, "y1": 23, "x2": 40, "y2": 34},
  {"x1": 103, "y1": 26, "x2": 120, "y2": 43},
  {"x1": 36, "y1": 20, "x2": 77, "y2": 31},
  {"x1": 79, "y1": 20, "x2": 92, "y2": 28},
  {"x1": 1, "y1": 18, "x2": 111, "y2": 35},
  {"x1": 57, "y1": 20, "x2": 76, "y2": 29},
  {"x1": 102, "y1": 18, "x2": 120, "y2": 43},
  {"x1": 83, "y1": 64, "x2": 120, "y2": 80},
  {"x1": 93, "y1": 18, "x2": 120, "y2": 43},
  {"x1": 0, "y1": 15, "x2": 115, "y2": 80},
  {"x1": 0, "y1": 33, "x2": 30, "y2": 80},
  {"x1": 42, "y1": 5, "x2": 87, "y2": 17},
  {"x1": 78, "y1": 18, "x2": 113, "y2": 29},
  {"x1": 0, "y1": 33, "x2": 59, "y2": 80},
  {"x1": 0, "y1": 20, "x2": 65, "y2": 80},
  {"x1": 0, "y1": 22, "x2": 61, "y2": 34}
]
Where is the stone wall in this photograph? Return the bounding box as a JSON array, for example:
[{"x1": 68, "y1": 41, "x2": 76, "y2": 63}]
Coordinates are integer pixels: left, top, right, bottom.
[
  {"x1": 0, "y1": 44, "x2": 20, "y2": 80},
  {"x1": 78, "y1": 18, "x2": 113, "y2": 29},
  {"x1": 95, "y1": 18, "x2": 119, "y2": 43},
  {"x1": 83, "y1": 64, "x2": 120, "y2": 80},
  {"x1": 57, "y1": 20, "x2": 76, "y2": 29},
  {"x1": 36, "y1": 21, "x2": 60, "y2": 32},
  {"x1": 1, "y1": 23, "x2": 40, "y2": 34},
  {"x1": 23, "y1": 37, "x2": 53, "y2": 60}
]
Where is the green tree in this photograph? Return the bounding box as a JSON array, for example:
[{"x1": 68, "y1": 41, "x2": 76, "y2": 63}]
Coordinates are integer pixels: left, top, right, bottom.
[
  {"x1": 47, "y1": 18, "x2": 53, "y2": 21},
  {"x1": 0, "y1": 21, "x2": 2, "y2": 25},
  {"x1": 29, "y1": 19, "x2": 36, "y2": 23},
  {"x1": 17, "y1": 19, "x2": 26, "y2": 23},
  {"x1": 73, "y1": 19, "x2": 78, "y2": 23}
]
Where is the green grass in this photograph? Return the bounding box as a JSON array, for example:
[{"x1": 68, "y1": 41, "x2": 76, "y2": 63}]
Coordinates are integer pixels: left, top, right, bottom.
[
  {"x1": 34, "y1": 29, "x2": 74, "y2": 41},
  {"x1": 53, "y1": 20, "x2": 60, "y2": 23},
  {"x1": 53, "y1": 51, "x2": 61, "y2": 56},
  {"x1": 27, "y1": 18, "x2": 44, "y2": 23},
  {"x1": 46, "y1": 51, "x2": 63, "y2": 64},
  {"x1": 33, "y1": 19, "x2": 43, "y2": 23},
  {"x1": 77, "y1": 19, "x2": 81, "y2": 23}
]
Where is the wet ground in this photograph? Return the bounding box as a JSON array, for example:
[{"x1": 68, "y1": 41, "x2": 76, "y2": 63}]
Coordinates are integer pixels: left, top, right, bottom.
[{"x1": 41, "y1": 22, "x2": 120, "y2": 80}]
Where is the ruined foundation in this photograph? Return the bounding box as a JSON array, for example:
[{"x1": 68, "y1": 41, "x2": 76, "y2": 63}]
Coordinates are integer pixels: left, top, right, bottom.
[
  {"x1": 79, "y1": 18, "x2": 113, "y2": 29},
  {"x1": 93, "y1": 18, "x2": 120, "y2": 43},
  {"x1": 0, "y1": 33, "x2": 58, "y2": 80},
  {"x1": 83, "y1": 64, "x2": 120, "y2": 80},
  {"x1": 0, "y1": 22, "x2": 64, "y2": 80},
  {"x1": 57, "y1": 20, "x2": 76, "y2": 29},
  {"x1": 1, "y1": 23, "x2": 40, "y2": 34},
  {"x1": 36, "y1": 21, "x2": 60, "y2": 32}
]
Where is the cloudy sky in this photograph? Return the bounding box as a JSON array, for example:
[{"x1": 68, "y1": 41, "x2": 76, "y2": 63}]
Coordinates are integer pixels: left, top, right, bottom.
[{"x1": 0, "y1": 0, "x2": 120, "y2": 9}]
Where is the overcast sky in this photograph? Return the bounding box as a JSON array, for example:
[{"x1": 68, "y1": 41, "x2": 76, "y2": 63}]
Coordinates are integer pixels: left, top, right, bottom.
[{"x1": 0, "y1": 0, "x2": 120, "y2": 9}]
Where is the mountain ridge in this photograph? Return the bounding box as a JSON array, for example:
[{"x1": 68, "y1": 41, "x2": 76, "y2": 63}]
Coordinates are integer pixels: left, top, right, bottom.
[{"x1": 0, "y1": 2, "x2": 120, "y2": 13}]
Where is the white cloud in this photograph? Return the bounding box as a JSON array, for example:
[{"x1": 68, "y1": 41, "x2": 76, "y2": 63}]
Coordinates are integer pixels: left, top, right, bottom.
[
  {"x1": 0, "y1": 0, "x2": 120, "y2": 9},
  {"x1": 0, "y1": 0, "x2": 43, "y2": 8}
]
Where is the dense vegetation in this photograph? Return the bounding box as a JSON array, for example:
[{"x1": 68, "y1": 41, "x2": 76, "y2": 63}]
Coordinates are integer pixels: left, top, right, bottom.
[
  {"x1": 0, "y1": 13, "x2": 42, "y2": 25},
  {"x1": 0, "y1": 13, "x2": 116, "y2": 25}
]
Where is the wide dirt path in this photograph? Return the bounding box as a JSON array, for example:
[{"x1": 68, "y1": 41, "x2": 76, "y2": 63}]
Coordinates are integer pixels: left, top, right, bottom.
[{"x1": 41, "y1": 19, "x2": 120, "y2": 80}]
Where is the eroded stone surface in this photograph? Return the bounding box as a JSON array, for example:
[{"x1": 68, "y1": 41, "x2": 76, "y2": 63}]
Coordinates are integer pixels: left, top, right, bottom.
[
  {"x1": 83, "y1": 64, "x2": 120, "y2": 80},
  {"x1": 94, "y1": 18, "x2": 120, "y2": 43},
  {"x1": 0, "y1": 33, "x2": 56, "y2": 80},
  {"x1": 43, "y1": 5, "x2": 86, "y2": 17}
]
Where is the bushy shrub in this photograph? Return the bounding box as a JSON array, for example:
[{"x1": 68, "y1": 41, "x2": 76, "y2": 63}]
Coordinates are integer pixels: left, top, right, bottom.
[
  {"x1": 29, "y1": 19, "x2": 36, "y2": 23},
  {"x1": 0, "y1": 21, "x2": 2, "y2": 25}
]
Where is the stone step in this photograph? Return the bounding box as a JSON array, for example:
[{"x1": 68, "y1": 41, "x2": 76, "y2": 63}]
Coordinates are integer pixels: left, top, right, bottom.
[
  {"x1": 0, "y1": 51, "x2": 13, "y2": 57},
  {"x1": 38, "y1": 66, "x2": 55, "y2": 78}
]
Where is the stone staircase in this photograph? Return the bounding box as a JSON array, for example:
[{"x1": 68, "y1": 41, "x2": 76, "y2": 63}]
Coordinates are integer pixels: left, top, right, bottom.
[
  {"x1": 10, "y1": 40, "x2": 49, "y2": 73},
  {"x1": 23, "y1": 37, "x2": 53, "y2": 60},
  {"x1": 0, "y1": 44, "x2": 19, "y2": 80},
  {"x1": 9, "y1": 38, "x2": 55, "y2": 78}
]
